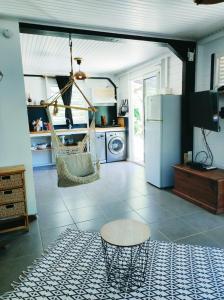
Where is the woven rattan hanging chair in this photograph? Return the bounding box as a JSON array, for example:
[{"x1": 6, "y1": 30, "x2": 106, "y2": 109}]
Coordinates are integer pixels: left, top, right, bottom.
[
  {"x1": 42, "y1": 34, "x2": 100, "y2": 187},
  {"x1": 46, "y1": 100, "x2": 100, "y2": 187}
]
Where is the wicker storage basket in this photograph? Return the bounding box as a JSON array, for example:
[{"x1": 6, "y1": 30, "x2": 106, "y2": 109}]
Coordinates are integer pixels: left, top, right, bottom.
[
  {"x1": 0, "y1": 202, "x2": 26, "y2": 218},
  {"x1": 0, "y1": 174, "x2": 23, "y2": 190},
  {"x1": 0, "y1": 188, "x2": 24, "y2": 205}
]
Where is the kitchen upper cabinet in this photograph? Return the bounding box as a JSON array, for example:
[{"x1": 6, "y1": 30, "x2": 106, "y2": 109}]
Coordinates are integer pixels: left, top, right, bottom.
[{"x1": 92, "y1": 87, "x2": 116, "y2": 106}]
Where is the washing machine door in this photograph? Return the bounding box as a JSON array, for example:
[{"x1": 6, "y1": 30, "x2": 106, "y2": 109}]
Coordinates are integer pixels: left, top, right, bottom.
[{"x1": 108, "y1": 136, "x2": 124, "y2": 155}]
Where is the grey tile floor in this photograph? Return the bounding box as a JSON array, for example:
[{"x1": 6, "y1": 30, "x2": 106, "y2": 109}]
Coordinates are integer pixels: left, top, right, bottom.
[{"x1": 1, "y1": 161, "x2": 224, "y2": 294}]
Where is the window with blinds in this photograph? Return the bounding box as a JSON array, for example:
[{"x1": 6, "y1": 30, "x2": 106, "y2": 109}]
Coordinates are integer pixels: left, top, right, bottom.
[
  {"x1": 217, "y1": 56, "x2": 224, "y2": 87},
  {"x1": 48, "y1": 79, "x2": 89, "y2": 125}
]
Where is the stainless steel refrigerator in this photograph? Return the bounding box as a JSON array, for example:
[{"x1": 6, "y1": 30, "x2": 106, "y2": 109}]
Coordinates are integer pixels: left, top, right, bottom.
[{"x1": 144, "y1": 94, "x2": 181, "y2": 188}]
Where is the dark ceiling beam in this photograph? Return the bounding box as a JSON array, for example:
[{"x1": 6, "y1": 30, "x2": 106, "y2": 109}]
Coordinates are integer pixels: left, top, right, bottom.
[
  {"x1": 194, "y1": 0, "x2": 224, "y2": 4},
  {"x1": 19, "y1": 22, "x2": 195, "y2": 47}
]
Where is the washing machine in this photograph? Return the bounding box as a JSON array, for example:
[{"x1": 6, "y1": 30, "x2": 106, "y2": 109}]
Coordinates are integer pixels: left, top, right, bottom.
[{"x1": 106, "y1": 131, "x2": 126, "y2": 162}]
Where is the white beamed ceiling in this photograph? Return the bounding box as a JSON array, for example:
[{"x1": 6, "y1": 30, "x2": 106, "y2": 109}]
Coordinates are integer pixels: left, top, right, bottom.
[
  {"x1": 20, "y1": 33, "x2": 168, "y2": 75},
  {"x1": 1, "y1": 0, "x2": 224, "y2": 40}
]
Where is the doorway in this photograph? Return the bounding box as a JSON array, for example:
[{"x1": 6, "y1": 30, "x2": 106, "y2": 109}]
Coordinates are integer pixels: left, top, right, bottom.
[{"x1": 130, "y1": 79, "x2": 144, "y2": 165}]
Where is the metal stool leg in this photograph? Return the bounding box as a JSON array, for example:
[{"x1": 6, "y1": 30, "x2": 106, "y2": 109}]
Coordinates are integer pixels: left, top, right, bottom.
[{"x1": 101, "y1": 238, "x2": 150, "y2": 291}]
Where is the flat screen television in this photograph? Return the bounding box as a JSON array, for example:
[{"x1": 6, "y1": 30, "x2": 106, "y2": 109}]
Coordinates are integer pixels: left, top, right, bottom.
[{"x1": 190, "y1": 91, "x2": 219, "y2": 132}]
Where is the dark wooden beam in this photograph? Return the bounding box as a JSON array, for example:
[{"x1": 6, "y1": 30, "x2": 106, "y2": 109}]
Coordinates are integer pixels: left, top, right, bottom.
[
  {"x1": 19, "y1": 22, "x2": 195, "y2": 46},
  {"x1": 210, "y1": 53, "x2": 215, "y2": 90},
  {"x1": 24, "y1": 74, "x2": 45, "y2": 78},
  {"x1": 169, "y1": 42, "x2": 196, "y2": 159},
  {"x1": 194, "y1": 0, "x2": 224, "y2": 5}
]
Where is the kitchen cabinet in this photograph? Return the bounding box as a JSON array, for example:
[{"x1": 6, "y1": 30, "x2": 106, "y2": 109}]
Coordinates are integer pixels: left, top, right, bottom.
[
  {"x1": 30, "y1": 128, "x2": 125, "y2": 167},
  {"x1": 92, "y1": 87, "x2": 116, "y2": 105}
]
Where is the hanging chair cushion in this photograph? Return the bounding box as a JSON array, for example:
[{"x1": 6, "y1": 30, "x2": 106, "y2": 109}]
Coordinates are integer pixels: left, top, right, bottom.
[
  {"x1": 56, "y1": 152, "x2": 95, "y2": 178},
  {"x1": 56, "y1": 152, "x2": 99, "y2": 187}
]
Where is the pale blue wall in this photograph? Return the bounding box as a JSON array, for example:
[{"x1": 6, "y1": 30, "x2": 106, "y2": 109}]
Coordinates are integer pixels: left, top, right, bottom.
[{"x1": 0, "y1": 19, "x2": 37, "y2": 214}]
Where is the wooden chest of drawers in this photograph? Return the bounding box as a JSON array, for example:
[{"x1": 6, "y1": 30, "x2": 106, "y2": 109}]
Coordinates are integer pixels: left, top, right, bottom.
[
  {"x1": 0, "y1": 165, "x2": 29, "y2": 233},
  {"x1": 173, "y1": 164, "x2": 224, "y2": 214}
]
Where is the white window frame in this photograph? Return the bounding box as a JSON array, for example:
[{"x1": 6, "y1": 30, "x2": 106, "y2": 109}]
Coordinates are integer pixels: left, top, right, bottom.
[{"x1": 215, "y1": 54, "x2": 224, "y2": 89}]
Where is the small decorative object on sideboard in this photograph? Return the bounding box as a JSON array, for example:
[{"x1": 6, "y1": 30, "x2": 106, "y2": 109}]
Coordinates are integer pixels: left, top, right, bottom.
[
  {"x1": 101, "y1": 115, "x2": 107, "y2": 126},
  {"x1": 27, "y1": 94, "x2": 32, "y2": 104},
  {"x1": 0, "y1": 165, "x2": 29, "y2": 233},
  {"x1": 117, "y1": 117, "x2": 125, "y2": 127},
  {"x1": 44, "y1": 122, "x2": 52, "y2": 131},
  {"x1": 40, "y1": 100, "x2": 46, "y2": 105},
  {"x1": 36, "y1": 143, "x2": 48, "y2": 150},
  {"x1": 32, "y1": 117, "x2": 43, "y2": 131}
]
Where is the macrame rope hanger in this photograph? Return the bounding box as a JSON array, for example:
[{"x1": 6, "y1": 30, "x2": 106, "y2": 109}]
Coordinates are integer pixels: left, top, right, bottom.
[{"x1": 42, "y1": 33, "x2": 96, "y2": 113}]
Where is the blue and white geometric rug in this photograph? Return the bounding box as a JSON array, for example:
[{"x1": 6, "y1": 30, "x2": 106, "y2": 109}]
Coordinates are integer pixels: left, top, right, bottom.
[{"x1": 1, "y1": 229, "x2": 224, "y2": 300}]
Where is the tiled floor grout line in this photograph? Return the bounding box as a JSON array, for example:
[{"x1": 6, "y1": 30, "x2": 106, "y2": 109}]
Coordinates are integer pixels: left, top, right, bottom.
[
  {"x1": 173, "y1": 224, "x2": 224, "y2": 243},
  {"x1": 157, "y1": 230, "x2": 172, "y2": 241}
]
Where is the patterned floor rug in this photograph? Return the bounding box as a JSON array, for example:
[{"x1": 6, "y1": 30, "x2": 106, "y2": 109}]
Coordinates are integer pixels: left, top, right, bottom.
[{"x1": 1, "y1": 229, "x2": 224, "y2": 300}]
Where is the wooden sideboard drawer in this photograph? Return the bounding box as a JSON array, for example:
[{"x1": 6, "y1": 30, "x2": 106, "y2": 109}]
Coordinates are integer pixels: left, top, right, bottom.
[
  {"x1": 175, "y1": 169, "x2": 217, "y2": 205},
  {"x1": 0, "y1": 188, "x2": 25, "y2": 205},
  {"x1": 0, "y1": 201, "x2": 26, "y2": 218},
  {"x1": 0, "y1": 173, "x2": 23, "y2": 190}
]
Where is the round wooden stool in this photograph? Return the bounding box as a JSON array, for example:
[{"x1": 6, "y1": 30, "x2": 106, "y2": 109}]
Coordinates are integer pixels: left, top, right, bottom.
[{"x1": 100, "y1": 219, "x2": 150, "y2": 291}]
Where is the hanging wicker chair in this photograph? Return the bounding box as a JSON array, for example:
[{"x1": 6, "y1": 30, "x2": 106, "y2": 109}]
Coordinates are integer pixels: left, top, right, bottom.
[{"x1": 43, "y1": 72, "x2": 100, "y2": 187}]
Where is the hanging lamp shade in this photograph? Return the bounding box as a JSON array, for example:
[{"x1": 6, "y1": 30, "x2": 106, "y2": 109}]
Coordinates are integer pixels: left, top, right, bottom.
[
  {"x1": 74, "y1": 57, "x2": 87, "y2": 80},
  {"x1": 74, "y1": 70, "x2": 87, "y2": 80},
  {"x1": 194, "y1": 0, "x2": 224, "y2": 4}
]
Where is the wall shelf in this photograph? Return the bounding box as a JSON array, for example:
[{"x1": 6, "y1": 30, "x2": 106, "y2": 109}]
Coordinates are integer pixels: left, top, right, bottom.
[
  {"x1": 27, "y1": 105, "x2": 46, "y2": 108},
  {"x1": 31, "y1": 148, "x2": 53, "y2": 152}
]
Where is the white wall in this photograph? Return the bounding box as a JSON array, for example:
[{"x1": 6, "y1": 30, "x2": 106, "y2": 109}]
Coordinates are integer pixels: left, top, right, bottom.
[
  {"x1": 116, "y1": 50, "x2": 182, "y2": 109},
  {"x1": 169, "y1": 54, "x2": 183, "y2": 95},
  {"x1": 194, "y1": 33, "x2": 224, "y2": 168},
  {"x1": 0, "y1": 19, "x2": 36, "y2": 214},
  {"x1": 24, "y1": 76, "x2": 47, "y2": 104}
]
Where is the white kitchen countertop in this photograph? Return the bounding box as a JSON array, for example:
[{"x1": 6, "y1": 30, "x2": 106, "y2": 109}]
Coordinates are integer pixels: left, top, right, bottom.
[{"x1": 30, "y1": 127, "x2": 126, "y2": 138}]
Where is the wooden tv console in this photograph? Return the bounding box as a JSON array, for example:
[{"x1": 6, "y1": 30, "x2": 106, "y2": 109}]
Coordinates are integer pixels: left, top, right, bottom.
[{"x1": 173, "y1": 164, "x2": 224, "y2": 214}]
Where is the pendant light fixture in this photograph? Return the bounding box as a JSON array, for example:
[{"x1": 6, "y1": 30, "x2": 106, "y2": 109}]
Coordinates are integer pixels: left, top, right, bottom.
[
  {"x1": 194, "y1": 0, "x2": 224, "y2": 4},
  {"x1": 74, "y1": 57, "x2": 87, "y2": 80}
]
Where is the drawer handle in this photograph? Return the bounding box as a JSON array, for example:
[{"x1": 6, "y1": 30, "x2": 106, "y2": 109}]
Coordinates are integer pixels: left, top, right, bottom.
[
  {"x1": 4, "y1": 190, "x2": 12, "y2": 195},
  {"x1": 5, "y1": 204, "x2": 14, "y2": 209},
  {"x1": 1, "y1": 176, "x2": 10, "y2": 180}
]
